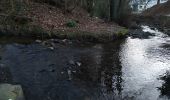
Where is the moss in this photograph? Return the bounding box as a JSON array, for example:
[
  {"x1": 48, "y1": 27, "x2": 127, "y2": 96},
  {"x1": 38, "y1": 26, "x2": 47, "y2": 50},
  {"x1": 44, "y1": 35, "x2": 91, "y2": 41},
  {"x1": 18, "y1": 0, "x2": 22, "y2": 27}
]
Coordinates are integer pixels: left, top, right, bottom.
[{"x1": 116, "y1": 28, "x2": 128, "y2": 37}]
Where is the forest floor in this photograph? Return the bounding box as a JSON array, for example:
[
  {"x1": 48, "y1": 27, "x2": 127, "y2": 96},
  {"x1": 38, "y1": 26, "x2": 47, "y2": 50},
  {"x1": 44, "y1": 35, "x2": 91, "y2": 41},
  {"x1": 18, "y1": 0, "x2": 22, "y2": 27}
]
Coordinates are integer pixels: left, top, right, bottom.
[{"x1": 0, "y1": 1, "x2": 127, "y2": 42}]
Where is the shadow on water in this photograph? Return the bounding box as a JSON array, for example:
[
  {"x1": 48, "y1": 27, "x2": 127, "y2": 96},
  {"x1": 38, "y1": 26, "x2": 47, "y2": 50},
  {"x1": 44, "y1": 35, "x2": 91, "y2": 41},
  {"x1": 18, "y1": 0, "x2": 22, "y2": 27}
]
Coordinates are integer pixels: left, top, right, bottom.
[
  {"x1": 100, "y1": 42, "x2": 123, "y2": 98},
  {"x1": 73, "y1": 41, "x2": 124, "y2": 99},
  {"x1": 0, "y1": 36, "x2": 35, "y2": 44},
  {"x1": 159, "y1": 72, "x2": 170, "y2": 99},
  {"x1": 0, "y1": 36, "x2": 125, "y2": 100}
]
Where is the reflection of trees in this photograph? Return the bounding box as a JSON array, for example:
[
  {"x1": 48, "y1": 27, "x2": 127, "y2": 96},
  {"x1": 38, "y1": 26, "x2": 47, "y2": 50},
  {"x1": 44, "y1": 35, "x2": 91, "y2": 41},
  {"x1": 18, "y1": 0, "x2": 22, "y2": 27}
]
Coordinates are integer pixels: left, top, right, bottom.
[
  {"x1": 100, "y1": 41, "x2": 123, "y2": 96},
  {"x1": 159, "y1": 72, "x2": 170, "y2": 98},
  {"x1": 74, "y1": 40, "x2": 124, "y2": 99},
  {"x1": 0, "y1": 66, "x2": 12, "y2": 83},
  {"x1": 75, "y1": 48, "x2": 102, "y2": 84},
  {"x1": 0, "y1": 46, "x2": 13, "y2": 83}
]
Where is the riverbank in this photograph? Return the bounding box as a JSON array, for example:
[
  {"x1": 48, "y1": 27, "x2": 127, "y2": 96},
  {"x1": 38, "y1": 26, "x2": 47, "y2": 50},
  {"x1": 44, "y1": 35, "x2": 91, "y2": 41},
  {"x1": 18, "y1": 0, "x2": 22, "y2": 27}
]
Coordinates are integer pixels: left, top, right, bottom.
[
  {"x1": 0, "y1": 1, "x2": 128, "y2": 42},
  {"x1": 135, "y1": 1, "x2": 170, "y2": 35}
]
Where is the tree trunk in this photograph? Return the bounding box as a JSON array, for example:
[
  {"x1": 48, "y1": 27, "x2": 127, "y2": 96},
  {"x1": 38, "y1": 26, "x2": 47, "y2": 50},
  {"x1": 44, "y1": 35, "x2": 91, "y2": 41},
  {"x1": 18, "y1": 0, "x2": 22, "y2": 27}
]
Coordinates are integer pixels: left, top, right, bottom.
[
  {"x1": 110, "y1": 0, "x2": 120, "y2": 21},
  {"x1": 157, "y1": 0, "x2": 160, "y2": 5}
]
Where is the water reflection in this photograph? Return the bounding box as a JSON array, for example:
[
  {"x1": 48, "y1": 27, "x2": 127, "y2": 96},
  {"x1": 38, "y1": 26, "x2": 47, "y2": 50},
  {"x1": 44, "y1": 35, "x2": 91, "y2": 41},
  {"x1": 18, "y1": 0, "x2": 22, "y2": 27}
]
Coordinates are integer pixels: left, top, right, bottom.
[
  {"x1": 0, "y1": 26, "x2": 170, "y2": 100},
  {"x1": 74, "y1": 41, "x2": 124, "y2": 100}
]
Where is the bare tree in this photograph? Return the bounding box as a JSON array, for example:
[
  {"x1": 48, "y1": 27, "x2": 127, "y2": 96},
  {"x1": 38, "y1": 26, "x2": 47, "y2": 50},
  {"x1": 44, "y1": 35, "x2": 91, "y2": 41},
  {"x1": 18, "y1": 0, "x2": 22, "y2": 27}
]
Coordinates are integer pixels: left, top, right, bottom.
[{"x1": 144, "y1": 0, "x2": 152, "y2": 9}]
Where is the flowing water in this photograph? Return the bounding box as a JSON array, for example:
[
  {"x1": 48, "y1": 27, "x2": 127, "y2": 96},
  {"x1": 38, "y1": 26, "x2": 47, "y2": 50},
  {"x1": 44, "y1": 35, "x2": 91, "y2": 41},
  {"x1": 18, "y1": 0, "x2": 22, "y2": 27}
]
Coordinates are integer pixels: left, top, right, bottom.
[{"x1": 0, "y1": 26, "x2": 170, "y2": 100}]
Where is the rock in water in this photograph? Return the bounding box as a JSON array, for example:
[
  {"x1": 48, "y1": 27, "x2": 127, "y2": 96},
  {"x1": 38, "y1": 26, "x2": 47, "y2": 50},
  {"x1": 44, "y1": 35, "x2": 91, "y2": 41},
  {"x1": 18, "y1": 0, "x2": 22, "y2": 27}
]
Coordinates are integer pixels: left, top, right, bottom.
[
  {"x1": 68, "y1": 60, "x2": 75, "y2": 65},
  {"x1": 76, "y1": 62, "x2": 82, "y2": 67},
  {"x1": 0, "y1": 84, "x2": 25, "y2": 100},
  {"x1": 35, "y1": 40, "x2": 42, "y2": 43}
]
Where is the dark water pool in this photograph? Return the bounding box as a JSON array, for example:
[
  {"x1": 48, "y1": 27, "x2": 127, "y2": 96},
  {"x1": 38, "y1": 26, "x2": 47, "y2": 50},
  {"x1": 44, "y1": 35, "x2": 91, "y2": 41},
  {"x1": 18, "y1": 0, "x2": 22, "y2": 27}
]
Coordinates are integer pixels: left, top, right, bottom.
[{"x1": 0, "y1": 26, "x2": 170, "y2": 100}]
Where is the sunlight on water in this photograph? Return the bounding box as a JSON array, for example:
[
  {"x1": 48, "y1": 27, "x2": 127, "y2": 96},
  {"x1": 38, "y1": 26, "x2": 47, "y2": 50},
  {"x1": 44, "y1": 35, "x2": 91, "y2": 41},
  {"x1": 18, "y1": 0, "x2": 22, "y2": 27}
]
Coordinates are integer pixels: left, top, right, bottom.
[{"x1": 119, "y1": 26, "x2": 170, "y2": 100}]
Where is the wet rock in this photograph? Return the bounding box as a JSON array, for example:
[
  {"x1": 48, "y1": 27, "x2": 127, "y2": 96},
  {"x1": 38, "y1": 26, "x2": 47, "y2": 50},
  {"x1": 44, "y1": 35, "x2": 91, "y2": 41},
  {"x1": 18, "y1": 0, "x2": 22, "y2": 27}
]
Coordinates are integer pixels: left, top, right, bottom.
[
  {"x1": 35, "y1": 40, "x2": 42, "y2": 43},
  {"x1": 67, "y1": 69, "x2": 72, "y2": 80},
  {"x1": 48, "y1": 47, "x2": 54, "y2": 50},
  {"x1": 160, "y1": 43, "x2": 170, "y2": 49},
  {"x1": 49, "y1": 69, "x2": 55, "y2": 72},
  {"x1": 150, "y1": 27, "x2": 156, "y2": 30},
  {"x1": 72, "y1": 70, "x2": 76, "y2": 73},
  {"x1": 129, "y1": 21, "x2": 140, "y2": 29},
  {"x1": 50, "y1": 39, "x2": 60, "y2": 43},
  {"x1": 0, "y1": 84, "x2": 25, "y2": 100},
  {"x1": 76, "y1": 62, "x2": 82, "y2": 67},
  {"x1": 42, "y1": 41, "x2": 56, "y2": 50},
  {"x1": 164, "y1": 28, "x2": 170, "y2": 36},
  {"x1": 129, "y1": 29, "x2": 155, "y2": 39},
  {"x1": 62, "y1": 39, "x2": 68, "y2": 43},
  {"x1": 68, "y1": 60, "x2": 75, "y2": 65}
]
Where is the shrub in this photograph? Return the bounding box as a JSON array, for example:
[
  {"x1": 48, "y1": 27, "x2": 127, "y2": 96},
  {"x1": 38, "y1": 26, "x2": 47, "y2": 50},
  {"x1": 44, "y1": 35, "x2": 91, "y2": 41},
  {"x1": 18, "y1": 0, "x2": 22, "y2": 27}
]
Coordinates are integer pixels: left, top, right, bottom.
[{"x1": 66, "y1": 20, "x2": 77, "y2": 27}]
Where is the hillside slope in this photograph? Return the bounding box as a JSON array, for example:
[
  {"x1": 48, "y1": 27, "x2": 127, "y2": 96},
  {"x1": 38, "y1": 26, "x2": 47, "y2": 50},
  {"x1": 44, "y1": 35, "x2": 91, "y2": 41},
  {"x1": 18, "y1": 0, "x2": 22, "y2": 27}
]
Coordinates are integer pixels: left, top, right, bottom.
[
  {"x1": 0, "y1": 1, "x2": 126, "y2": 41},
  {"x1": 143, "y1": 0, "x2": 170, "y2": 16}
]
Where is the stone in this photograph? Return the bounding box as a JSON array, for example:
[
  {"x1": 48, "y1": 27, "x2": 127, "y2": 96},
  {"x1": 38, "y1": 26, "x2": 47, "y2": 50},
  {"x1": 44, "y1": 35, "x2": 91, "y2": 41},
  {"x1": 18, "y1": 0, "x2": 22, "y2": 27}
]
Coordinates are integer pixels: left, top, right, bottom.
[
  {"x1": 35, "y1": 40, "x2": 42, "y2": 43},
  {"x1": 49, "y1": 47, "x2": 54, "y2": 50},
  {"x1": 68, "y1": 60, "x2": 75, "y2": 65},
  {"x1": 0, "y1": 84, "x2": 25, "y2": 100},
  {"x1": 62, "y1": 39, "x2": 67, "y2": 43},
  {"x1": 67, "y1": 69, "x2": 72, "y2": 80},
  {"x1": 76, "y1": 62, "x2": 82, "y2": 67},
  {"x1": 61, "y1": 72, "x2": 64, "y2": 74}
]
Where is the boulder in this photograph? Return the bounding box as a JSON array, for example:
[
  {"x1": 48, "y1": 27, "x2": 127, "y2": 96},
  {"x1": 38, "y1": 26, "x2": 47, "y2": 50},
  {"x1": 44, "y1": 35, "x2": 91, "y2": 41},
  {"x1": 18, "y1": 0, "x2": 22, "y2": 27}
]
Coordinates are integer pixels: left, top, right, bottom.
[
  {"x1": 0, "y1": 84, "x2": 25, "y2": 100},
  {"x1": 129, "y1": 29, "x2": 155, "y2": 39}
]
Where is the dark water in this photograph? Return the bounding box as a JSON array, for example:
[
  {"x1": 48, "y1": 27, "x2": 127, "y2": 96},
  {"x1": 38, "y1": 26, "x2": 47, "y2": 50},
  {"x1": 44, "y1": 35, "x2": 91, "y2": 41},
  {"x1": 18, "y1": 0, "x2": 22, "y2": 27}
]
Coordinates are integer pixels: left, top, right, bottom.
[{"x1": 0, "y1": 26, "x2": 170, "y2": 100}]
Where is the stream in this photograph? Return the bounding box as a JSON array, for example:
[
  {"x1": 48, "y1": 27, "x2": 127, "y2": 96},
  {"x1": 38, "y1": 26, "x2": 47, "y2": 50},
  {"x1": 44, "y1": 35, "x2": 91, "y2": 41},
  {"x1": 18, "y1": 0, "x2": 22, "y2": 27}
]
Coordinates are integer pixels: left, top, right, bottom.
[{"x1": 0, "y1": 26, "x2": 170, "y2": 100}]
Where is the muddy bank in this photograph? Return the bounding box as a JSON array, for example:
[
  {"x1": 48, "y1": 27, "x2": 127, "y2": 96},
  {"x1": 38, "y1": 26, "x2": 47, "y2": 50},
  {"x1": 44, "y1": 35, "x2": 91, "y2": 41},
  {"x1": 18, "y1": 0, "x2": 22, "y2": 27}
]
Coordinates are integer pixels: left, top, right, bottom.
[
  {"x1": 0, "y1": 14, "x2": 128, "y2": 43},
  {"x1": 0, "y1": 26, "x2": 128, "y2": 43}
]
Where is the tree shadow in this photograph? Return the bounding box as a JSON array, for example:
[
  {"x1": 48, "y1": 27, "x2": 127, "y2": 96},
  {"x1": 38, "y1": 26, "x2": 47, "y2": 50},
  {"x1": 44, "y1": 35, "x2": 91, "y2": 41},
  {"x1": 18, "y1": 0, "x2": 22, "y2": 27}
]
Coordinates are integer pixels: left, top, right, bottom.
[{"x1": 158, "y1": 71, "x2": 170, "y2": 98}]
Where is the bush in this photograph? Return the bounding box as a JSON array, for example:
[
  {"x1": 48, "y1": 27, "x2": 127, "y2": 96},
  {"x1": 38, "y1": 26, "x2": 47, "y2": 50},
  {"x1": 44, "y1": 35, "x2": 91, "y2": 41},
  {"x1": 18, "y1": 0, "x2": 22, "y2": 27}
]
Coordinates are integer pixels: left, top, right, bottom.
[{"x1": 66, "y1": 20, "x2": 77, "y2": 27}]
